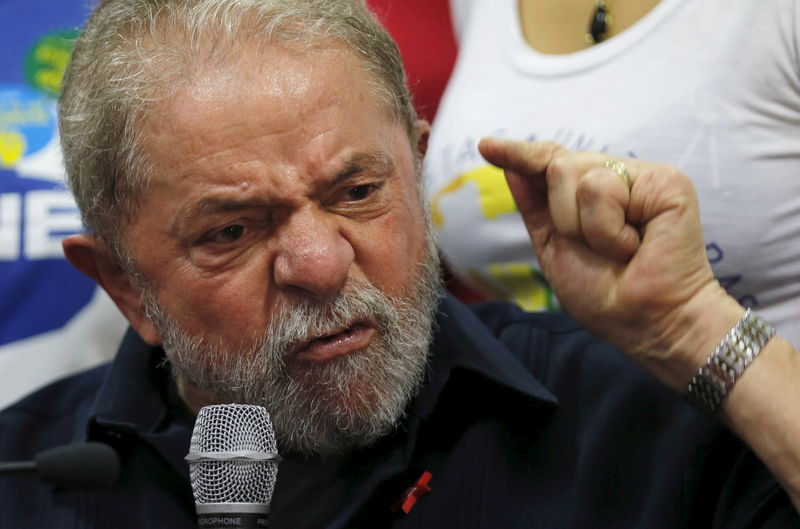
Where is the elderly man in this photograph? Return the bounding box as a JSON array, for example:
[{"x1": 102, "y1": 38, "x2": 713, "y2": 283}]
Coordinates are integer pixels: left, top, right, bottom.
[{"x1": 0, "y1": 0, "x2": 798, "y2": 527}]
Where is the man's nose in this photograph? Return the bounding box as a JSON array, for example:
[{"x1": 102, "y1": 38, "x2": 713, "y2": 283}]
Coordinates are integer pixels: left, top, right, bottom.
[{"x1": 272, "y1": 207, "x2": 355, "y2": 300}]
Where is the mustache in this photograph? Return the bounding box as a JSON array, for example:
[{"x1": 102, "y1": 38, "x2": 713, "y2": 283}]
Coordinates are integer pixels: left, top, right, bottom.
[{"x1": 257, "y1": 278, "x2": 403, "y2": 359}]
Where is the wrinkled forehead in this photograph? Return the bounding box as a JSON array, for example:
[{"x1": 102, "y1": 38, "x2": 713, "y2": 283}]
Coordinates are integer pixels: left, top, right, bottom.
[{"x1": 135, "y1": 39, "x2": 401, "y2": 168}]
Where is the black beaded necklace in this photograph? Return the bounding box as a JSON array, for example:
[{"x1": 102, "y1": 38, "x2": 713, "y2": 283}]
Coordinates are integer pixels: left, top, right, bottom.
[{"x1": 586, "y1": 0, "x2": 612, "y2": 43}]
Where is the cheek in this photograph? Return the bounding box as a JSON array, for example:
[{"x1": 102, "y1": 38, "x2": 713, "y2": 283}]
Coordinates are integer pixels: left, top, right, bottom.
[
  {"x1": 153, "y1": 261, "x2": 273, "y2": 340},
  {"x1": 356, "y1": 202, "x2": 429, "y2": 298}
]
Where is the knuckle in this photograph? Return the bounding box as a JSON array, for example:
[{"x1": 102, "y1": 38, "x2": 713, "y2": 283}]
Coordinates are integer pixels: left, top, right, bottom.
[
  {"x1": 649, "y1": 162, "x2": 688, "y2": 186},
  {"x1": 576, "y1": 170, "x2": 606, "y2": 200},
  {"x1": 547, "y1": 154, "x2": 572, "y2": 182},
  {"x1": 646, "y1": 163, "x2": 697, "y2": 203}
]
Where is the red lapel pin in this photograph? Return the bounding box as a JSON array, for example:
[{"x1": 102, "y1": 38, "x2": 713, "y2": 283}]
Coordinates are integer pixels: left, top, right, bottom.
[{"x1": 391, "y1": 471, "x2": 433, "y2": 514}]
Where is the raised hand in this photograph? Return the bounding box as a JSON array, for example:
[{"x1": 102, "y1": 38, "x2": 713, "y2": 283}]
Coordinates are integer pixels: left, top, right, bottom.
[{"x1": 477, "y1": 138, "x2": 738, "y2": 389}]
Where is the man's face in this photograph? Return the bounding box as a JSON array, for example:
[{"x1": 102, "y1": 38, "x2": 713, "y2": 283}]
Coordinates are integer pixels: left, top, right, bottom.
[{"x1": 123, "y1": 43, "x2": 440, "y2": 454}]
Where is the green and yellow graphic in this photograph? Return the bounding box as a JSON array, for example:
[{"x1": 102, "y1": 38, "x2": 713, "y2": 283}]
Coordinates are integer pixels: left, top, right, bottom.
[
  {"x1": 431, "y1": 165, "x2": 517, "y2": 228},
  {"x1": 465, "y1": 263, "x2": 558, "y2": 312},
  {"x1": 24, "y1": 29, "x2": 79, "y2": 98},
  {"x1": 431, "y1": 165, "x2": 560, "y2": 312}
]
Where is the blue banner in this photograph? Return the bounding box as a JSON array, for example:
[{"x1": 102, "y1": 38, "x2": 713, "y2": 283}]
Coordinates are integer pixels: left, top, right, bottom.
[{"x1": 0, "y1": 0, "x2": 126, "y2": 407}]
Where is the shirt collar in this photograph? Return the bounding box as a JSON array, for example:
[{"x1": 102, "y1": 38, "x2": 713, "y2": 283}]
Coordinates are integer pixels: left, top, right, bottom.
[
  {"x1": 410, "y1": 294, "x2": 559, "y2": 420},
  {"x1": 90, "y1": 328, "x2": 173, "y2": 433},
  {"x1": 88, "y1": 328, "x2": 192, "y2": 481}
]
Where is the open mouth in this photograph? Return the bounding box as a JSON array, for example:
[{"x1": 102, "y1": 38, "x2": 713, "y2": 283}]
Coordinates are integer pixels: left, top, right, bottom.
[{"x1": 290, "y1": 321, "x2": 378, "y2": 364}]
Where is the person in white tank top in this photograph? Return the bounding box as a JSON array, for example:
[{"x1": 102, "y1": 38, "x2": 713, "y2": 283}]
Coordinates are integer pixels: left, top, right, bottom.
[{"x1": 425, "y1": 0, "x2": 800, "y2": 347}]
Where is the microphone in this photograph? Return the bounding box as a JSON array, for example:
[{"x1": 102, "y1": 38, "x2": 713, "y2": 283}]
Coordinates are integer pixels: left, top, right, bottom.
[
  {"x1": 186, "y1": 404, "x2": 281, "y2": 529},
  {"x1": 0, "y1": 441, "x2": 120, "y2": 489}
]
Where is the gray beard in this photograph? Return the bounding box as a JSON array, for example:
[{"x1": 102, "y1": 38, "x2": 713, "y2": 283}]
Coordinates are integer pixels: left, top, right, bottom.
[{"x1": 142, "y1": 240, "x2": 441, "y2": 456}]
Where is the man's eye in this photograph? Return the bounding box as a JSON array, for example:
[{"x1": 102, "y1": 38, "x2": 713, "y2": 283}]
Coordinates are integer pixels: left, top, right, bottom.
[
  {"x1": 212, "y1": 224, "x2": 245, "y2": 242},
  {"x1": 347, "y1": 184, "x2": 377, "y2": 201}
]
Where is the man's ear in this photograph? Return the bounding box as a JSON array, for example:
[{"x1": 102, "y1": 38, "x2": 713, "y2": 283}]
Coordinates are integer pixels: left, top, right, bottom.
[
  {"x1": 416, "y1": 119, "x2": 430, "y2": 158},
  {"x1": 62, "y1": 233, "x2": 163, "y2": 346}
]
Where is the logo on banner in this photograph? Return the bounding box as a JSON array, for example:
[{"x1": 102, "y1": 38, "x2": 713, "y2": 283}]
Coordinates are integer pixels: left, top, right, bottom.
[
  {"x1": 0, "y1": 85, "x2": 55, "y2": 169},
  {"x1": 0, "y1": 26, "x2": 94, "y2": 347}
]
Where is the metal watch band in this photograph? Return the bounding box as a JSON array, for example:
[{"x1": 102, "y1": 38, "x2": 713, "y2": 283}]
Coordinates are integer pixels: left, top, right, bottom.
[{"x1": 686, "y1": 308, "x2": 776, "y2": 414}]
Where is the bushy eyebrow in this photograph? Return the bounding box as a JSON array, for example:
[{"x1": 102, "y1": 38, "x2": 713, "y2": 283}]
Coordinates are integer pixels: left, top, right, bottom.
[
  {"x1": 170, "y1": 196, "x2": 266, "y2": 240},
  {"x1": 178, "y1": 150, "x2": 396, "y2": 225},
  {"x1": 332, "y1": 151, "x2": 395, "y2": 184},
  {"x1": 184, "y1": 196, "x2": 270, "y2": 219}
]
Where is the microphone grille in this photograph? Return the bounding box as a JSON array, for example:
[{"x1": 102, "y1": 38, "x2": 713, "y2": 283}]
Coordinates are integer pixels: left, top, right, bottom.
[{"x1": 188, "y1": 404, "x2": 279, "y2": 505}]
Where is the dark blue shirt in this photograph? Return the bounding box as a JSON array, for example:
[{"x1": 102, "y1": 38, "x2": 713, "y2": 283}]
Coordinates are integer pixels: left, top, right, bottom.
[{"x1": 0, "y1": 296, "x2": 797, "y2": 528}]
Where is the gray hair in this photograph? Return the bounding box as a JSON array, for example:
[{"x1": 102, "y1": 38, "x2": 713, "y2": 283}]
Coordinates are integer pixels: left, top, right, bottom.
[{"x1": 59, "y1": 0, "x2": 418, "y2": 264}]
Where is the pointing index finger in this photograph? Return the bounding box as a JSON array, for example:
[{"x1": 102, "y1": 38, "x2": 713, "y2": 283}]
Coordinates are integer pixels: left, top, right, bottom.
[{"x1": 477, "y1": 138, "x2": 564, "y2": 176}]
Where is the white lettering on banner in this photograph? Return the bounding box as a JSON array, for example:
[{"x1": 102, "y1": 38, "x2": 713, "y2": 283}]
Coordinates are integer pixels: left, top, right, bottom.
[
  {"x1": 0, "y1": 191, "x2": 81, "y2": 261},
  {"x1": 0, "y1": 194, "x2": 21, "y2": 260},
  {"x1": 25, "y1": 190, "x2": 81, "y2": 259}
]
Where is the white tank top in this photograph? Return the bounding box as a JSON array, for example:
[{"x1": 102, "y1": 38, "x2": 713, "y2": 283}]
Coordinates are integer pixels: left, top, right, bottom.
[{"x1": 425, "y1": 0, "x2": 800, "y2": 346}]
